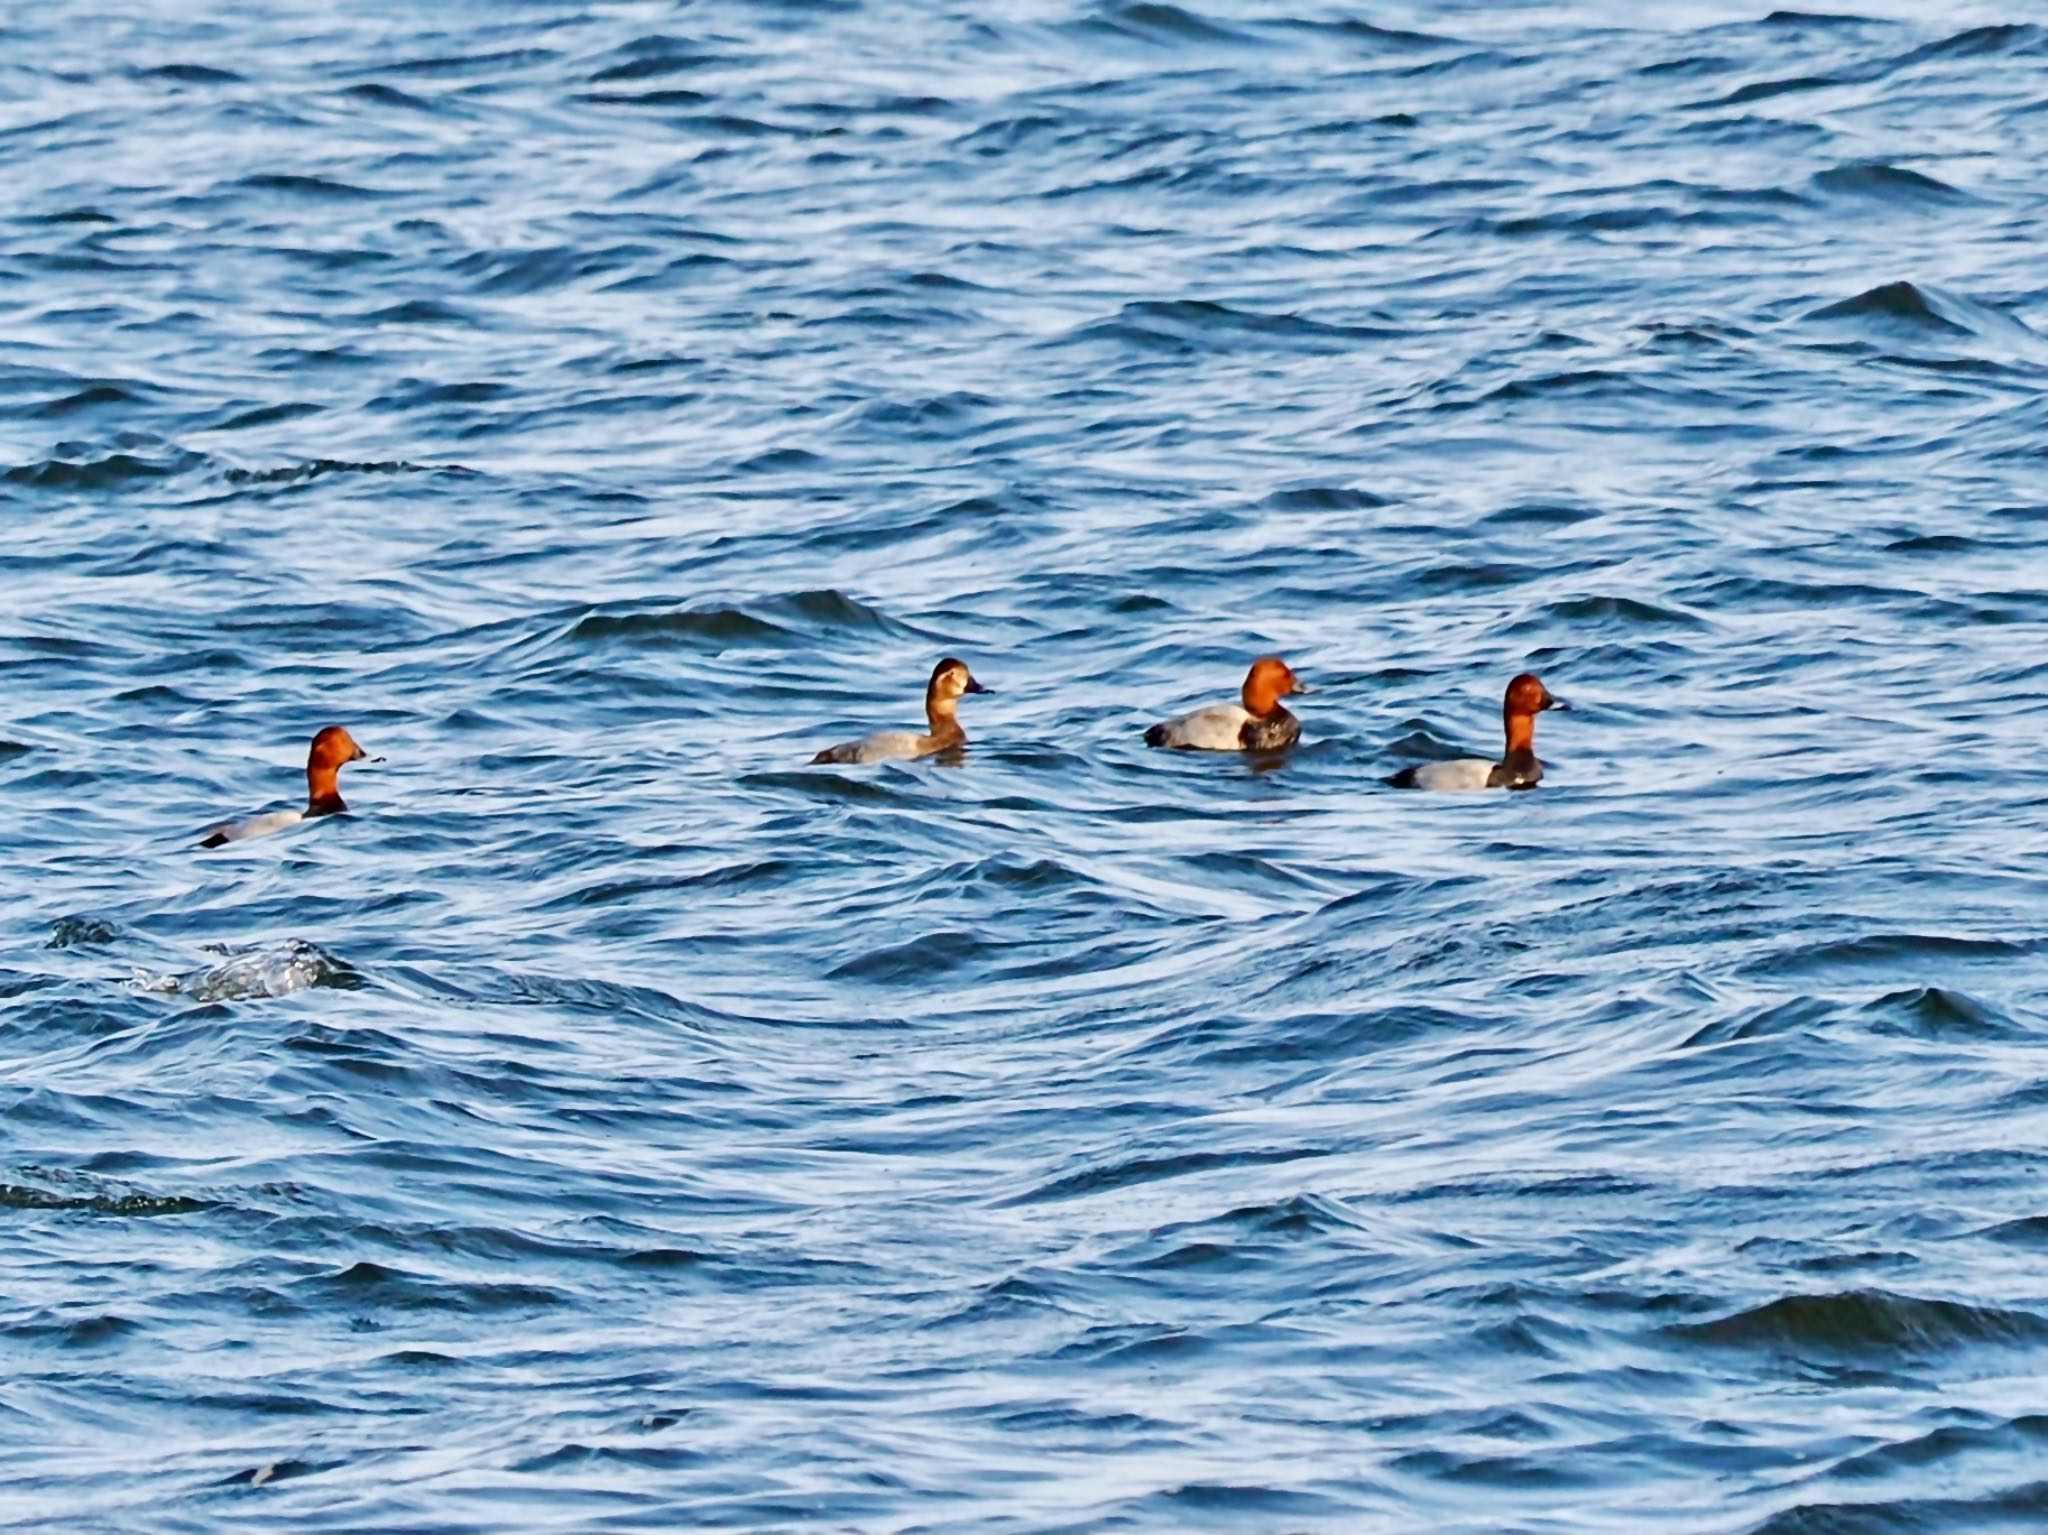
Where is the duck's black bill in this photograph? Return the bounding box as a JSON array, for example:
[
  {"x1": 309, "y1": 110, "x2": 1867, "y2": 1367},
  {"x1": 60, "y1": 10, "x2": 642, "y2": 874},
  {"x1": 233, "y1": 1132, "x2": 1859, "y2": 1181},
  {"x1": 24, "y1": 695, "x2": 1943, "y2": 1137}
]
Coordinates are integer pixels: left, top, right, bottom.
[
  {"x1": 967, "y1": 681, "x2": 994, "y2": 695},
  {"x1": 1545, "y1": 697, "x2": 1569, "y2": 712}
]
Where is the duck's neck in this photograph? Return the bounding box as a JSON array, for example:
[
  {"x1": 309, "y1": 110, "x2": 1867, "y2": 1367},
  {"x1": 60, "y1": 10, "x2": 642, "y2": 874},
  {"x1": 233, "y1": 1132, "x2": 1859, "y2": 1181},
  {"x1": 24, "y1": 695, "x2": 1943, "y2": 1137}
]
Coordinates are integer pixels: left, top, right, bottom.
[
  {"x1": 925, "y1": 693, "x2": 965, "y2": 747},
  {"x1": 307, "y1": 766, "x2": 346, "y2": 815},
  {"x1": 1503, "y1": 709, "x2": 1537, "y2": 757},
  {"x1": 1242, "y1": 686, "x2": 1286, "y2": 718}
]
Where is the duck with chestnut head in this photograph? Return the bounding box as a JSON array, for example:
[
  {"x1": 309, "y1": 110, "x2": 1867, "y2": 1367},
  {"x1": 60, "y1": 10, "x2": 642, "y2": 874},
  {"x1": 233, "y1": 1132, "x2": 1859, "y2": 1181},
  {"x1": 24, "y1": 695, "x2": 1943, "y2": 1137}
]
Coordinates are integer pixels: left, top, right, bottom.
[
  {"x1": 1390, "y1": 673, "x2": 1566, "y2": 791},
  {"x1": 199, "y1": 725, "x2": 382, "y2": 846},
  {"x1": 1144, "y1": 656, "x2": 1309, "y2": 752}
]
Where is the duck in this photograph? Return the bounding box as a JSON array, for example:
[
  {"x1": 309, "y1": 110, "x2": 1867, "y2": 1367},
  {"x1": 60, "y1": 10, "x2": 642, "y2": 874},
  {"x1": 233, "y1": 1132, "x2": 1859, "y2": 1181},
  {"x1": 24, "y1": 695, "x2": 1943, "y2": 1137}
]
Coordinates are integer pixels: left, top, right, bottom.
[
  {"x1": 1144, "y1": 655, "x2": 1308, "y2": 751},
  {"x1": 811, "y1": 657, "x2": 992, "y2": 764},
  {"x1": 199, "y1": 725, "x2": 380, "y2": 846},
  {"x1": 1389, "y1": 672, "x2": 1565, "y2": 790}
]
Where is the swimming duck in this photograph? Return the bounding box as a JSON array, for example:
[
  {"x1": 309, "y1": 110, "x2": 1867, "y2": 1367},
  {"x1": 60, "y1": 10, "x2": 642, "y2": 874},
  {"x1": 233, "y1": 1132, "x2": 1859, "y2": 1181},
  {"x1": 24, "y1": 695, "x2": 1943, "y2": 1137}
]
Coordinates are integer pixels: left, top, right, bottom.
[
  {"x1": 199, "y1": 725, "x2": 380, "y2": 846},
  {"x1": 811, "y1": 658, "x2": 992, "y2": 764},
  {"x1": 1390, "y1": 672, "x2": 1564, "y2": 790},
  {"x1": 1144, "y1": 656, "x2": 1307, "y2": 751}
]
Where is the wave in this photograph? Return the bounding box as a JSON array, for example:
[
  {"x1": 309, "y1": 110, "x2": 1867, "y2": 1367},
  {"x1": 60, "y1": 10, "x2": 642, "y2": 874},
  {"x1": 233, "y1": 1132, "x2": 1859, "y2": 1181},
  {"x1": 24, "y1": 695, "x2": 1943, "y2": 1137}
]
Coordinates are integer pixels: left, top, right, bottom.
[
  {"x1": 373, "y1": 47, "x2": 559, "y2": 78},
  {"x1": 31, "y1": 382, "x2": 155, "y2": 418},
  {"x1": 5, "y1": 445, "x2": 201, "y2": 488},
  {"x1": 1811, "y1": 162, "x2": 1977, "y2": 205},
  {"x1": 1803, "y1": 281, "x2": 2039, "y2": 362},
  {"x1": 577, "y1": 86, "x2": 714, "y2": 112},
  {"x1": 1754, "y1": 1483, "x2": 2048, "y2": 1535},
  {"x1": 291, "y1": 1259, "x2": 564, "y2": 1314},
  {"x1": 338, "y1": 82, "x2": 440, "y2": 113},
  {"x1": 9, "y1": 0, "x2": 2048, "y2": 1524},
  {"x1": 448, "y1": 244, "x2": 652, "y2": 294},
  {"x1": 134, "y1": 940, "x2": 359, "y2": 1003},
  {"x1": 586, "y1": 36, "x2": 724, "y2": 85},
  {"x1": 223, "y1": 457, "x2": 460, "y2": 486},
  {"x1": 1709, "y1": 70, "x2": 1870, "y2": 107},
  {"x1": 46, "y1": 915, "x2": 126, "y2": 949},
  {"x1": 1529, "y1": 594, "x2": 1710, "y2": 631},
  {"x1": 1259, "y1": 485, "x2": 1391, "y2": 511},
  {"x1": 1756, "y1": 10, "x2": 1890, "y2": 31},
  {"x1": 1671, "y1": 1290, "x2": 2048, "y2": 1354},
  {"x1": 1069, "y1": 2, "x2": 1256, "y2": 47},
  {"x1": 1055, "y1": 299, "x2": 1402, "y2": 356},
  {"x1": 131, "y1": 62, "x2": 243, "y2": 84},
  {"x1": 230, "y1": 172, "x2": 391, "y2": 200},
  {"x1": 1269, "y1": 18, "x2": 1452, "y2": 50},
  {"x1": 0, "y1": 1174, "x2": 214, "y2": 1217},
  {"x1": 557, "y1": 589, "x2": 919, "y2": 651},
  {"x1": 1897, "y1": 23, "x2": 2047, "y2": 64},
  {"x1": 1860, "y1": 986, "x2": 2028, "y2": 1039},
  {"x1": 1752, "y1": 933, "x2": 2034, "y2": 978},
  {"x1": 1001, "y1": 1146, "x2": 1315, "y2": 1207}
]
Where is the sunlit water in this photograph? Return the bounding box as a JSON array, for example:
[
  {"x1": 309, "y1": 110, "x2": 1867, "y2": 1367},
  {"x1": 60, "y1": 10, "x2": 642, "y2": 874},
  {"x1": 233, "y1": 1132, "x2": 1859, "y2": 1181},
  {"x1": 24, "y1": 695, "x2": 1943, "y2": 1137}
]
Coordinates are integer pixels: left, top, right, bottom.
[{"x1": 6, "y1": 3, "x2": 2048, "y2": 1530}]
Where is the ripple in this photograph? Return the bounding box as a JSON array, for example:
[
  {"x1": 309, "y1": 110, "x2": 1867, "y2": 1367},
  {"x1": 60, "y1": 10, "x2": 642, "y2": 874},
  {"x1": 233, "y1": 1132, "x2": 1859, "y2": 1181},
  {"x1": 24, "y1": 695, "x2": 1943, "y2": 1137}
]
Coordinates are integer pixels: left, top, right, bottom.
[
  {"x1": 1072, "y1": 2, "x2": 1255, "y2": 48},
  {"x1": 135, "y1": 941, "x2": 360, "y2": 1003},
  {"x1": 231, "y1": 172, "x2": 392, "y2": 200},
  {"x1": 222, "y1": 457, "x2": 456, "y2": 486},
  {"x1": 1804, "y1": 279, "x2": 2035, "y2": 344},
  {"x1": 1670, "y1": 1291, "x2": 2048, "y2": 1356},
  {"x1": 1057, "y1": 298, "x2": 1402, "y2": 356},
  {"x1": 0, "y1": 1180, "x2": 214, "y2": 1217},
  {"x1": 558, "y1": 589, "x2": 917, "y2": 650},
  {"x1": 1811, "y1": 162, "x2": 1978, "y2": 205},
  {"x1": 5, "y1": 445, "x2": 202, "y2": 488}
]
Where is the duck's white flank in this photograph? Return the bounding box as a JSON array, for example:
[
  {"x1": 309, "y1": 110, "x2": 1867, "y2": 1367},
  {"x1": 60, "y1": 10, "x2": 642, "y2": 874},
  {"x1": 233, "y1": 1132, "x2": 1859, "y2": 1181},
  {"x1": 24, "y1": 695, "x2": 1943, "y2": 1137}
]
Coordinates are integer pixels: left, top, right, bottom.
[
  {"x1": 1147, "y1": 703, "x2": 1255, "y2": 751},
  {"x1": 204, "y1": 807, "x2": 308, "y2": 844},
  {"x1": 1404, "y1": 758, "x2": 1498, "y2": 792}
]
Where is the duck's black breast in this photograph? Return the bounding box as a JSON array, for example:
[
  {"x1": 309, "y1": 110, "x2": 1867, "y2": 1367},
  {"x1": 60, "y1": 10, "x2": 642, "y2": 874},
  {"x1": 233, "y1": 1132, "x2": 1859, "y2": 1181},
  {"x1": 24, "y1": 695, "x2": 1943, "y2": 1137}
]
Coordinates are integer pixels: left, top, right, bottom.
[
  {"x1": 1238, "y1": 707, "x2": 1300, "y2": 752},
  {"x1": 1487, "y1": 749, "x2": 1543, "y2": 789}
]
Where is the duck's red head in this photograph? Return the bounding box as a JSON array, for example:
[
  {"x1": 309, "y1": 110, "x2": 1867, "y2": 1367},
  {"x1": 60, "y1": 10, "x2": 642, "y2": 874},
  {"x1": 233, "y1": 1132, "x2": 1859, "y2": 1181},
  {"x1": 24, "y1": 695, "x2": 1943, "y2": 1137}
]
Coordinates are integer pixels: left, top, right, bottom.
[
  {"x1": 1242, "y1": 656, "x2": 1303, "y2": 716},
  {"x1": 1504, "y1": 673, "x2": 1559, "y2": 717},
  {"x1": 1502, "y1": 673, "x2": 1562, "y2": 752},
  {"x1": 306, "y1": 725, "x2": 371, "y2": 809}
]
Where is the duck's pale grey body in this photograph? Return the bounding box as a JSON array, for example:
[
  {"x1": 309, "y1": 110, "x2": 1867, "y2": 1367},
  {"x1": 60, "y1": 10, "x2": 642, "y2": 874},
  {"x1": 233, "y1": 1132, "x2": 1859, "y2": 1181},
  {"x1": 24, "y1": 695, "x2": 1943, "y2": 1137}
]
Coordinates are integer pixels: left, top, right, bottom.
[
  {"x1": 814, "y1": 729, "x2": 943, "y2": 765},
  {"x1": 202, "y1": 806, "x2": 311, "y2": 844},
  {"x1": 1396, "y1": 753, "x2": 1540, "y2": 791},
  {"x1": 1145, "y1": 702, "x2": 1300, "y2": 752}
]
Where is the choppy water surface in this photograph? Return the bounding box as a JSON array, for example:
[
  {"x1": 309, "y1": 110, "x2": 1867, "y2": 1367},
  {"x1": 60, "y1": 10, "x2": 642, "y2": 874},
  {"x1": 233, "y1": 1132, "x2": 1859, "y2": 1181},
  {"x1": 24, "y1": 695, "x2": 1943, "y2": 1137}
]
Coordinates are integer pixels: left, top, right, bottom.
[{"x1": 7, "y1": 1, "x2": 2048, "y2": 1529}]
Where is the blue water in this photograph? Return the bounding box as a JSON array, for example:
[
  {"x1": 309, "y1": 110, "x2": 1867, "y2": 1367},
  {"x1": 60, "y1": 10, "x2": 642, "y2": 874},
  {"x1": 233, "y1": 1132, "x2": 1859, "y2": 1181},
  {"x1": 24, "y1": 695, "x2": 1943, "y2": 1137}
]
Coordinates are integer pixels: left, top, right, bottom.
[{"x1": 7, "y1": 2, "x2": 2048, "y2": 1529}]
